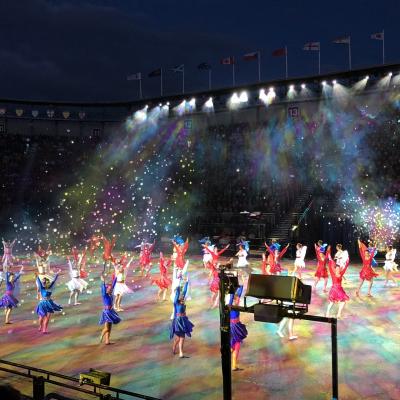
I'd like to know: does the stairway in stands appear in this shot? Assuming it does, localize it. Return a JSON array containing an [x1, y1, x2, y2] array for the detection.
[[266, 191, 313, 244]]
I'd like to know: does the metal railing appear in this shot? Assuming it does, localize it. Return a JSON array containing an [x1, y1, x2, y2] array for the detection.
[[0, 359, 161, 400]]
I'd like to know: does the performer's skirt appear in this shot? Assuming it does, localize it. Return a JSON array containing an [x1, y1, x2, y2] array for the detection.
[[0, 293, 19, 308], [230, 321, 248, 347], [329, 284, 349, 302], [36, 299, 63, 317], [99, 308, 121, 325], [169, 316, 194, 339]]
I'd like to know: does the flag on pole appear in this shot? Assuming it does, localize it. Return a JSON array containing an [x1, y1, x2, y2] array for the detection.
[[148, 68, 162, 77], [243, 51, 259, 61], [272, 48, 286, 57], [371, 32, 384, 40], [127, 72, 141, 81], [220, 56, 235, 65], [333, 36, 351, 69], [172, 64, 184, 73], [197, 62, 211, 70], [333, 36, 350, 44], [303, 42, 320, 51], [371, 31, 385, 64]]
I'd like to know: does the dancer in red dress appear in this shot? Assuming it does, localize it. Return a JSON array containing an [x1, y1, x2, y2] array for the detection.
[[86, 235, 102, 258], [102, 235, 116, 272], [326, 254, 350, 319], [139, 241, 155, 277], [203, 243, 230, 308], [173, 238, 189, 270], [151, 252, 172, 301], [314, 242, 330, 292], [356, 239, 379, 298], [265, 243, 289, 275], [260, 253, 270, 275]]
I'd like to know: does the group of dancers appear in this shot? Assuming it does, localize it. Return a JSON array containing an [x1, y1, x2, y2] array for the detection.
[[0, 235, 398, 369]]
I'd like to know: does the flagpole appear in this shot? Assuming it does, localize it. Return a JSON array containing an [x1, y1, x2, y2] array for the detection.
[[161, 68, 163, 96], [382, 30, 385, 64], [232, 61, 235, 86], [318, 46, 321, 75], [209, 69, 212, 90], [139, 78, 143, 99], [285, 46, 288, 78], [258, 51, 261, 82], [183, 66, 185, 94], [348, 39, 352, 70]]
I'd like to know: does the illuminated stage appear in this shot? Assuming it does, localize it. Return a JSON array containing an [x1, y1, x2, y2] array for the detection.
[[0, 257, 399, 399]]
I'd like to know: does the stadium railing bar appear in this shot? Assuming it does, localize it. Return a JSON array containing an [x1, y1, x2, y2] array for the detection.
[[0, 359, 161, 400]]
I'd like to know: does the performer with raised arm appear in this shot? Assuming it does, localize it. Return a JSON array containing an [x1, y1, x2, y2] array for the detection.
[[229, 276, 248, 371], [199, 237, 214, 269], [102, 234, 116, 273], [2, 238, 17, 273], [99, 273, 121, 345], [265, 242, 290, 275], [326, 253, 350, 319], [235, 241, 249, 269], [113, 255, 134, 311], [151, 252, 172, 301], [138, 241, 155, 277], [314, 242, 330, 292], [290, 243, 307, 279], [0, 267, 23, 324], [356, 239, 379, 297], [72, 247, 88, 278], [86, 234, 102, 258], [66, 255, 88, 305], [170, 279, 194, 358], [173, 236, 189, 270], [203, 243, 230, 308], [383, 245, 398, 286], [34, 245, 53, 299], [36, 269, 62, 333]]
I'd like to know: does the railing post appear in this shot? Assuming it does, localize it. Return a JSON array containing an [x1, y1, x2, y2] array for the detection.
[[33, 376, 45, 400], [331, 318, 339, 400]]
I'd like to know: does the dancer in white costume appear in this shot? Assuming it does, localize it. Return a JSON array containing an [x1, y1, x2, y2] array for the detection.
[[113, 255, 134, 311], [66, 256, 88, 305], [2, 238, 16, 273], [290, 243, 307, 279], [383, 245, 398, 286], [235, 243, 249, 268]]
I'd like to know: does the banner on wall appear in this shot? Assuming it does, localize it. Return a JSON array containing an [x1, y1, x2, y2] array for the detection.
[[32, 110, 39, 118], [288, 106, 299, 118], [47, 110, 55, 118], [16, 109, 24, 117], [62, 111, 70, 119]]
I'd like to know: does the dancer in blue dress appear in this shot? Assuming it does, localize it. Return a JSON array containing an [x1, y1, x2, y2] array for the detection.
[[35, 269, 62, 333], [0, 267, 23, 324], [170, 279, 194, 358], [229, 284, 248, 371], [99, 274, 121, 345]]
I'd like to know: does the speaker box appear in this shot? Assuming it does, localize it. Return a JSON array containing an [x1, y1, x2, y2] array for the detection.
[[254, 303, 284, 323], [79, 369, 111, 385], [246, 274, 311, 304]]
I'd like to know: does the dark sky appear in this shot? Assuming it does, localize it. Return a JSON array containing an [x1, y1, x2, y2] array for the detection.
[[1, 0, 399, 102]]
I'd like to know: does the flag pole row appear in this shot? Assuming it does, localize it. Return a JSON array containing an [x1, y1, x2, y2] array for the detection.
[[127, 31, 385, 98]]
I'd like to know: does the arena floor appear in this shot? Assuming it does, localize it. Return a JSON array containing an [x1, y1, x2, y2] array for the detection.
[[0, 255, 399, 400]]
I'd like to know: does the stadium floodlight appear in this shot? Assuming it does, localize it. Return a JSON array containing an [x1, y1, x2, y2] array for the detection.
[[322, 80, 327, 85], [158, 103, 162, 107], [289, 85, 294, 90], [365, 76, 369, 80], [239, 91, 248, 103], [388, 72, 393, 76], [332, 80, 337, 85], [301, 83, 306, 89], [189, 98, 196, 106], [205, 97, 213, 108], [230, 92, 240, 104], [269, 87, 274, 92]]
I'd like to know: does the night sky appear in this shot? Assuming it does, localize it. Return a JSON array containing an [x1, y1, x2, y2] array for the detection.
[[1, 0, 399, 102]]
